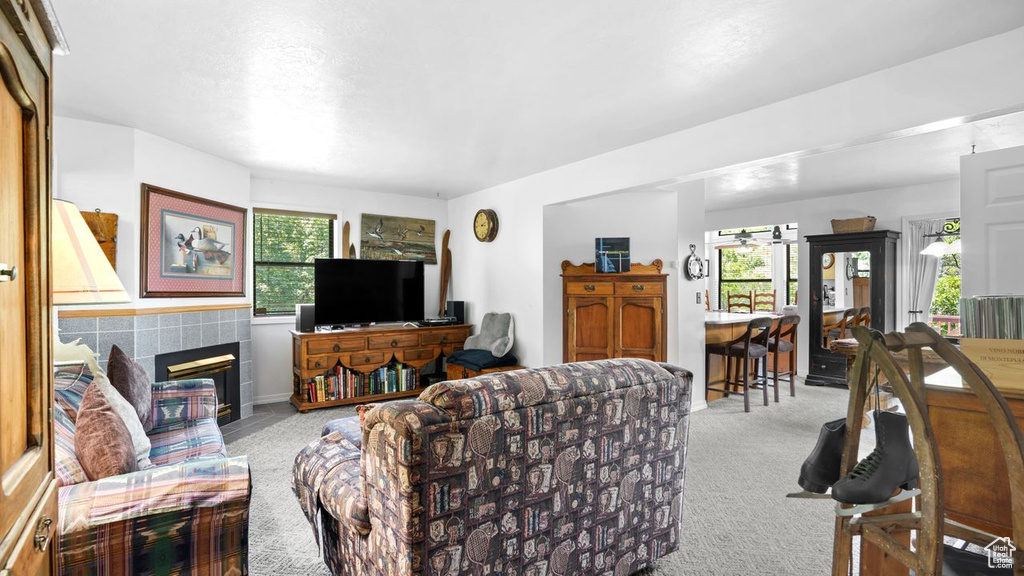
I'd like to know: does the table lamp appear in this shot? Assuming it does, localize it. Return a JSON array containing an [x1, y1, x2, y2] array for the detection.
[[52, 199, 130, 373], [52, 199, 130, 305]]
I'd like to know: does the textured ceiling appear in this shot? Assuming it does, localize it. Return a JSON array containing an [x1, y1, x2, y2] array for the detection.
[[52, 1, 1024, 198], [704, 110, 1024, 212]]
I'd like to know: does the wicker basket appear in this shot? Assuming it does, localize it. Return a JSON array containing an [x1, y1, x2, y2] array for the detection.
[[831, 216, 876, 234]]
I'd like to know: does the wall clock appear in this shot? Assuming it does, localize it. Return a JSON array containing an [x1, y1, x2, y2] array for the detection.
[[822, 253, 835, 269], [473, 209, 498, 242], [684, 244, 705, 280]]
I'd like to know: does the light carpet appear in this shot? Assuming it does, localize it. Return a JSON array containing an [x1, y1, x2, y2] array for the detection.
[[226, 382, 852, 575]]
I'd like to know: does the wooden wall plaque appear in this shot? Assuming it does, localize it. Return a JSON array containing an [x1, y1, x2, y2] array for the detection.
[[80, 209, 118, 270]]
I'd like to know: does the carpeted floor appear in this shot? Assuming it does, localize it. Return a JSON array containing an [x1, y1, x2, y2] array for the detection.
[[226, 382, 854, 575]]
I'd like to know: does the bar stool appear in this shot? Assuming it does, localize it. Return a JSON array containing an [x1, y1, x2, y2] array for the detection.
[[767, 314, 800, 400], [705, 316, 772, 412]]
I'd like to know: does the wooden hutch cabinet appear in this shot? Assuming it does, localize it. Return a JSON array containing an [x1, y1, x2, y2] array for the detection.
[[805, 230, 899, 387], [561, 260, 667, 363], [0, 2, 64, 574]]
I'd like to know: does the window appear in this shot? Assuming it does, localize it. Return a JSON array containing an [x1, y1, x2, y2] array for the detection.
[[929, 218, 961, 335], [253, 209, 334, 316], [786, 243, 798, 305], [718, 243, 773, 305]]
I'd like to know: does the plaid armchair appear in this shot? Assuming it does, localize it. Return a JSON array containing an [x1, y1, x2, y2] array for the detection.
[[54, 368, 251, 576], [293, 358, 692, 576]]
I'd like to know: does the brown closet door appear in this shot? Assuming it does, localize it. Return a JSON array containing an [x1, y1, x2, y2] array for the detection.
[[0, 17, 55, 574]]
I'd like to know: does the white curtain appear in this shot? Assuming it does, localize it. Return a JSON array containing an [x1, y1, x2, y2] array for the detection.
[[907, 219, 944, 325]]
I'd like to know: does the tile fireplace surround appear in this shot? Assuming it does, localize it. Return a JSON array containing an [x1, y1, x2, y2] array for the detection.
[[57, 305, 254, 419]]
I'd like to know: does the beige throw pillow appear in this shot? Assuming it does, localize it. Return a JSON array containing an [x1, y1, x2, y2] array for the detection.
[[75, 382, 139, 481], [94, 374, 153, 469]]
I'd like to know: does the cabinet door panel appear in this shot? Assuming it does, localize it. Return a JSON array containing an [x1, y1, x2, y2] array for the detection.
[[567, 296, 612, 361], [616, 297, 663, 361], [0, 30, 52, 564]]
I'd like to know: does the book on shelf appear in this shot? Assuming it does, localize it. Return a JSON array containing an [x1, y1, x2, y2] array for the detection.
[[305, 360, 420, 403]]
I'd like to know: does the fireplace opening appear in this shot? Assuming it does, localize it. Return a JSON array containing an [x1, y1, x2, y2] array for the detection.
[[156, 342, 240, 426]]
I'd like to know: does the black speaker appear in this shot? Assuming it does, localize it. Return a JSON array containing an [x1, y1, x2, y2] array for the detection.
[[446, 300, 465, 324], [295, 304, 316, 332]]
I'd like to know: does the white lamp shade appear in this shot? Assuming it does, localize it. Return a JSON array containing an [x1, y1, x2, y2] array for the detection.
[[920, 239, 949, 258], [52, 199, 130, 305]]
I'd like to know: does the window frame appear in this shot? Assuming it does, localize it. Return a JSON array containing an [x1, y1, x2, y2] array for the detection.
[[717, 243, 774, 306], [786, 242, 798, 306], [252, 207, 337, 317]]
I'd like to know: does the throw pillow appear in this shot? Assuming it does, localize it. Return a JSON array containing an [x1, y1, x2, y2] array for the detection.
[[75, 381, 138, 481], [94, 374, 153, 469], [106, 344, 154, 431]]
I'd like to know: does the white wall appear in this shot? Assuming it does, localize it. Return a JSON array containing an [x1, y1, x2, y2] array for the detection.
[[674, 181, 708, 409], [249, 179, 449, 404], [54, 116, 252, 308], [539, 185, 708, 408], [54, 118, 450, 405], [542, 190, 680, 365], [705, 179, 960, 373], [448, 28, 1022, 384]]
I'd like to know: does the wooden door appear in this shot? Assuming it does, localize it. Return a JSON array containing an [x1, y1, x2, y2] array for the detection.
[[0, 13, 56, 575], [853, 277, 870, 309], [567, 296, 613, 361], [615, 297, 663, 361]]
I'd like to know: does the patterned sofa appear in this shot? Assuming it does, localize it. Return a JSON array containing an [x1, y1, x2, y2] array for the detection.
[[293, 358, 692, 576], [54, 368, 251, 575]]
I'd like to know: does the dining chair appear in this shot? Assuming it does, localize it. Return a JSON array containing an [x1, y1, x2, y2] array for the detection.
[[854, 306, 871, 327], [727, 292, 753, 313], [753, 290, 776, 312], [823, 308, 857, 348]]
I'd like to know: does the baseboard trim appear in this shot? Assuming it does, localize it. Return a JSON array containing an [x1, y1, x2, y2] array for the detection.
[[690, 399, 708, 412], [254, 392, 293, 405]]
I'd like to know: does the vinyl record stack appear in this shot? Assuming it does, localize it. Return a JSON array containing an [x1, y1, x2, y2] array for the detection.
[[959, 296, 1024, 392], [960, 296, 1024, 339]]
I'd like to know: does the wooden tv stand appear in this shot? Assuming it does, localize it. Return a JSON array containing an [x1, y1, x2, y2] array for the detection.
[[290, 323, 471, 412]]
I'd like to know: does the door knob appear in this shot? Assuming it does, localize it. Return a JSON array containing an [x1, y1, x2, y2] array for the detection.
[[0, 263, 16, 282]]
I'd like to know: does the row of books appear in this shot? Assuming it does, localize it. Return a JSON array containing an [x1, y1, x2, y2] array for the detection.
[[960, 296, 1024, 339], [306, 362, 419, 403]]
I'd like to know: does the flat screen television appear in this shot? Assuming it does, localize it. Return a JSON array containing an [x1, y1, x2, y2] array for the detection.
[[314, 259, 424, 326]]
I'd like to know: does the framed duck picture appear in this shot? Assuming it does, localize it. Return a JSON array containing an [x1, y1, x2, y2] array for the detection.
[[140, 183, 247, 298]]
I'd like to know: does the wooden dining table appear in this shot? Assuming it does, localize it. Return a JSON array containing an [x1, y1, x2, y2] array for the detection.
[[705, 311, 793, 402]]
